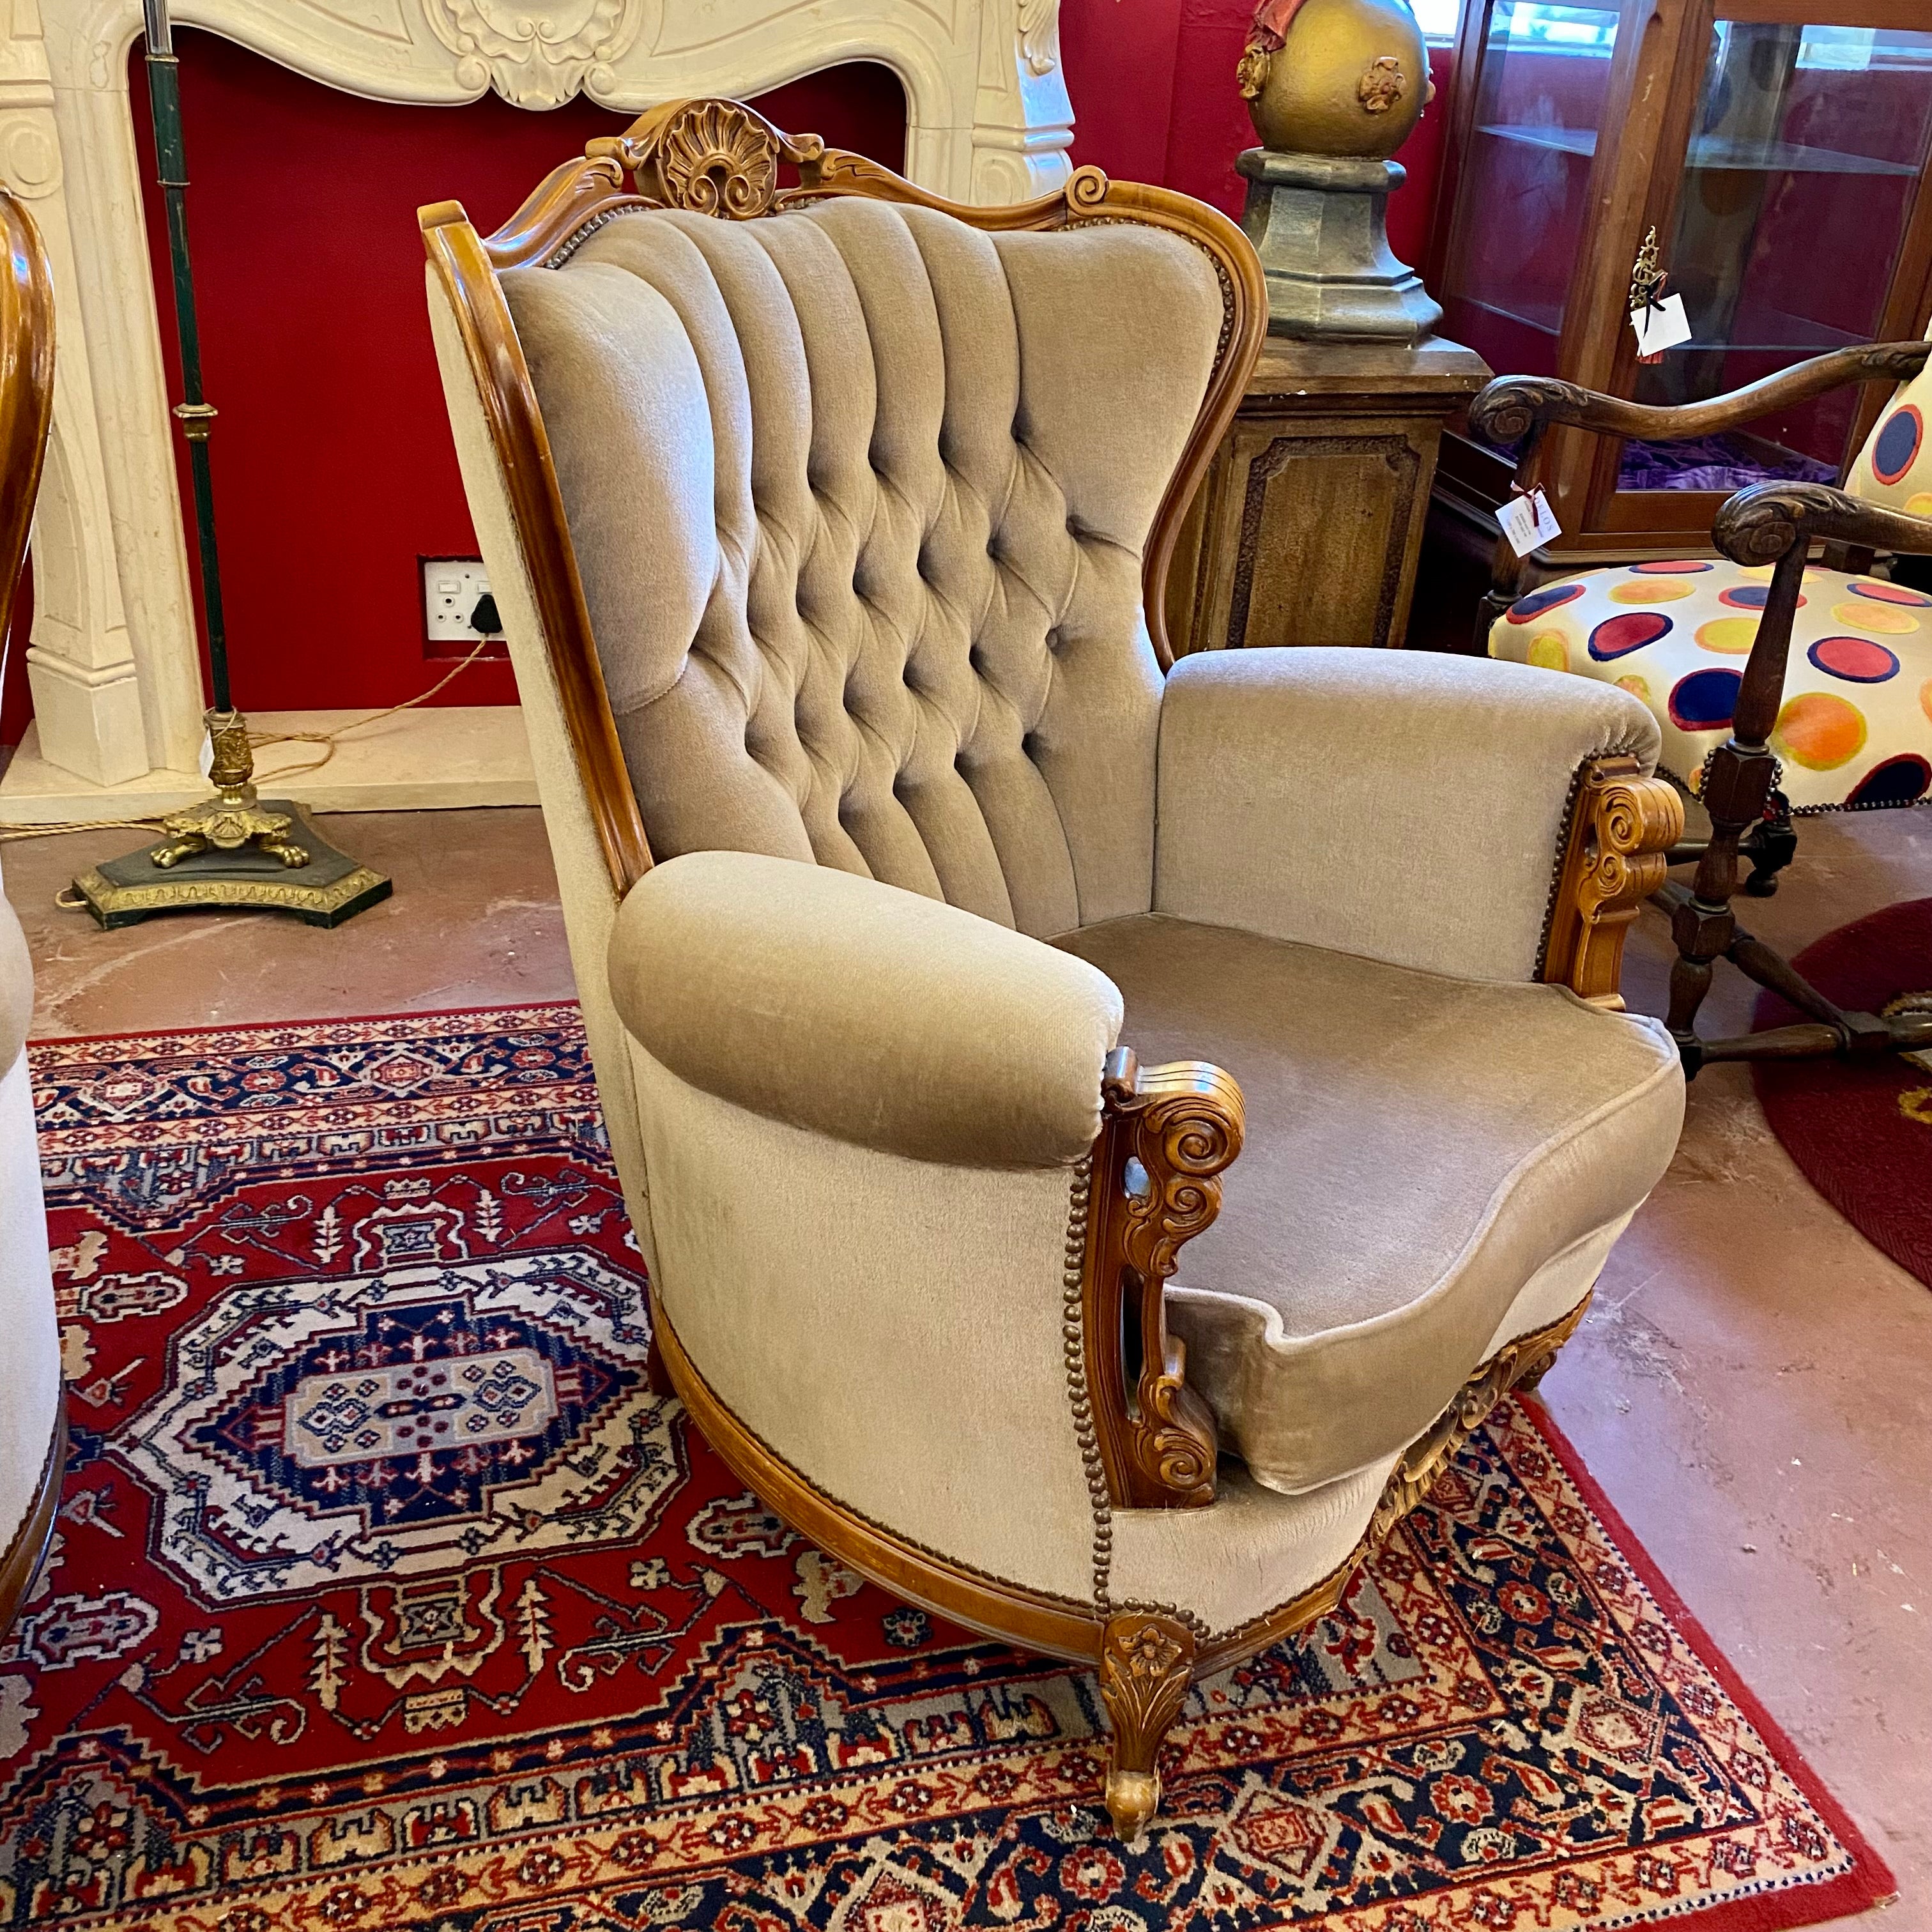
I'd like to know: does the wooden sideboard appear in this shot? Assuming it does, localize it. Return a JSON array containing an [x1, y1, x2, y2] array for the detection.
[[1168, 332, 1489, 654]]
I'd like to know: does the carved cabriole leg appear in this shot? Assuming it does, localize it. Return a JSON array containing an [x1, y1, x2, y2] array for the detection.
[[1099, 1611, 1197, 1843], [1540, 754, 1685, 1008], [1081, 1048, 1245, 1511]]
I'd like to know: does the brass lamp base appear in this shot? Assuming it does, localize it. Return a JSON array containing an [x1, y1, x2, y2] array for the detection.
[[72, 801, 392, 929]]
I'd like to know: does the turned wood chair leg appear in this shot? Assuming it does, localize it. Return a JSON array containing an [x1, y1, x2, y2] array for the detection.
[[1666, 739, 1783, 1075], [1098, 1611, 1197, 1843]]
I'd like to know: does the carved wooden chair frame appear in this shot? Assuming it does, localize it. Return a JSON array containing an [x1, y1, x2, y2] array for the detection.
[[1473, 352, 1932, 1077], [422, 100, 1681, 1836], [0, 190, 65, 1646]]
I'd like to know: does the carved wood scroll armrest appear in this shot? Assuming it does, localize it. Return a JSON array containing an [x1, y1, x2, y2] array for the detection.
[[1713, 479, 1932, 568], [1540, 755, 1685, 1009], [1469, 342, 1932, 457], [1081, 1048, 1244, 1510]]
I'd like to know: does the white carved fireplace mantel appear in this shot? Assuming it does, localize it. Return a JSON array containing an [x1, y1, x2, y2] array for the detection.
[[0, 0, 1072, 821]]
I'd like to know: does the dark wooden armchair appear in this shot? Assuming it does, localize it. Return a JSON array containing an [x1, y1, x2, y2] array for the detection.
[[1473, 346, 1932, 1076]]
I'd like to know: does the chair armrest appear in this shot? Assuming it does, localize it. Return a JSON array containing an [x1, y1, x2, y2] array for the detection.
[[1713, 478, 1932, 566], [1469, 341, 1931, 456], [606, 849, 1122, 1169], [1154, 648, 1676, 986]]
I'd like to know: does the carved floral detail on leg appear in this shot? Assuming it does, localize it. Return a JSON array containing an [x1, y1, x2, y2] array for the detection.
[[1098, 1611, 1197, 1843]]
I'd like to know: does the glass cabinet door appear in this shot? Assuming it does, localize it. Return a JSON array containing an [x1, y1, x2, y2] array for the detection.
[[1620, 20, 1932, 494], [1438, 3, 1624, 378]]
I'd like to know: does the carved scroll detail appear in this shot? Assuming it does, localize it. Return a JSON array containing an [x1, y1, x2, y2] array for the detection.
[[1098, 1611, 1196, 1842], [1082, 1049, 1244, 1510], [1368, 1294, 1590, 1547], [1541, 755, 1684, 1009], [588, 99, 827, 220]]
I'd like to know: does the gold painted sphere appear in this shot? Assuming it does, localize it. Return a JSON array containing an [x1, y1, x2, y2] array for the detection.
[[1241, 0, 1430, 160]]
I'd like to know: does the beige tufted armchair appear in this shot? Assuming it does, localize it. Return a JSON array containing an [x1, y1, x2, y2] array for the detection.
[[424, 101, 1689, 1839]]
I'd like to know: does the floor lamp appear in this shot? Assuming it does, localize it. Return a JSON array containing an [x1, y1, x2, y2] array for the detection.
[[70, 0, 390, 928]]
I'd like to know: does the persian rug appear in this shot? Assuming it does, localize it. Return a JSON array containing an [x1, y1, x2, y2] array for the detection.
[[1754, 896, 1932, 1290], [4, 1004, 1894, 1931]]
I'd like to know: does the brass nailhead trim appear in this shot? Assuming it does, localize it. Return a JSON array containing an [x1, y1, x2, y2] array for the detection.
[[1060, 1154, 1114, 1609]]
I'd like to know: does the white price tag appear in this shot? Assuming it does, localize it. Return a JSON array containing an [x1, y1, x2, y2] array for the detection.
[[197, 731, 214, 779], [1630, 293, 1692, 359], [1498, 487, 1562, 560]]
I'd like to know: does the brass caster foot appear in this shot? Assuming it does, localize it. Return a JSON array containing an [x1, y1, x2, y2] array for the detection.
[[1105, 1767, 1160, 1845]]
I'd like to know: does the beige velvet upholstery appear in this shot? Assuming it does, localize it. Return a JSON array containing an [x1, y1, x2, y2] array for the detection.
[[1156, 648, 1660, 981], [431, 181, 1685, 1650], [610, 849, 1121, 1167], [503, 200, 1222, 936], [0, 860, 59, 1559], [1056, 915, 1681, 1492]]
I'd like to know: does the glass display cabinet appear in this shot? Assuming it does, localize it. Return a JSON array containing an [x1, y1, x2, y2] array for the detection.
[[1427, 0, 1932, 564]]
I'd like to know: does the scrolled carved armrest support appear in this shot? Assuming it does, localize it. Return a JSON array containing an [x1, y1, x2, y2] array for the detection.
[[1081, 1048, 1245, 1510], [1713, 480, 1932, 569], [1540, 755, 1685, 1009]]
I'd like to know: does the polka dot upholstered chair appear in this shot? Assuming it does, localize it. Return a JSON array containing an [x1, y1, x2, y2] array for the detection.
[[1472, 346, 1932, 1077]]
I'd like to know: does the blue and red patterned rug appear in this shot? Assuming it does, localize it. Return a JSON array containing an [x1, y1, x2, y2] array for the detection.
[[3, 1004, 1896, 1931]]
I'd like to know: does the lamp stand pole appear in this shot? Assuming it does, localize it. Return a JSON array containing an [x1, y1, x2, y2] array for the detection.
[[70, 0, 390, 928]]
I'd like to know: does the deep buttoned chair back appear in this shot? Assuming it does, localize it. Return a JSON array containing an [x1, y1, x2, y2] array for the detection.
[[496, 198, 1227, 937]]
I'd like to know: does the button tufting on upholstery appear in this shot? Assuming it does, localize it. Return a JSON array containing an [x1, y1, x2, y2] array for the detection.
[[1045, 629, 1063, 656]]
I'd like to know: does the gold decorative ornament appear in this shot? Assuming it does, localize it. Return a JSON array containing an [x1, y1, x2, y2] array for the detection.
[[1238, 0, 1430, 159], [148, 709, 310, 869], [1358, 54, 1405, 112]]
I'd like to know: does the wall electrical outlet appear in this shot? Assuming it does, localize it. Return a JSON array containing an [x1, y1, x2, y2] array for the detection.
[[422, 556, 506, 654]]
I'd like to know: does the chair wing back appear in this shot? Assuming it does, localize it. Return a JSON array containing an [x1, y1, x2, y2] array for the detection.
[[503, 196, 1226, 936]]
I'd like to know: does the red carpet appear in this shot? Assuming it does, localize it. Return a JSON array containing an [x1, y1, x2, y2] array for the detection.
[[4, 1004, 1895, 1930], [1754, 896, 1932, 1289]]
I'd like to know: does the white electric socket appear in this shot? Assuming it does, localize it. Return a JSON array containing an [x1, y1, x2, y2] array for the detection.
[[422, 557, 502, 641]]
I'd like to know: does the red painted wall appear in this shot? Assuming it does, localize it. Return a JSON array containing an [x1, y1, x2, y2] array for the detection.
[[3, 15, 1454, 746], [125, 34, 905, 719]]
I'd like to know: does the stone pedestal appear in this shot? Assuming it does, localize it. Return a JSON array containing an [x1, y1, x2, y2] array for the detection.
[[1238, 148, 1441, 342]]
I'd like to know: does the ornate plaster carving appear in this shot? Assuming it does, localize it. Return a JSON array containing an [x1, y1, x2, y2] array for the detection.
[[1018, 0, 1057, 74], [421, 0, 651, 109]]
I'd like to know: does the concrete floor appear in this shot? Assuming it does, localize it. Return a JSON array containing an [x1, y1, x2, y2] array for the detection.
[[5, 802, 1929, 1922]]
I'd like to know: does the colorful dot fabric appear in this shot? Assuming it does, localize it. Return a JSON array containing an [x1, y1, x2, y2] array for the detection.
[[1846, 355, 1932, 510], [1489, 557, 1931, 811]]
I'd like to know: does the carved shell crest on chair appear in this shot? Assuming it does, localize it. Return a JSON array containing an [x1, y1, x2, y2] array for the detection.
[[598, 99, 829, 220]]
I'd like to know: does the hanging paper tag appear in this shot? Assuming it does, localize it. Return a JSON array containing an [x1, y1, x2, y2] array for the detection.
[[197, 732, 214, 779], [1498, 486, 1562, 560], [1630, 293, 1692, 360]]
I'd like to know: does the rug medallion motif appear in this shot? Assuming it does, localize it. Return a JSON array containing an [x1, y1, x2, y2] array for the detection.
[[2, 1006, 1892, 1930]]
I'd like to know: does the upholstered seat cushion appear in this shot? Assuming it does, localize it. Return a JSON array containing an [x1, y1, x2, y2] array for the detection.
[[1488, 558, 1932, 812], [1054, 915, 1683, 1496]]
